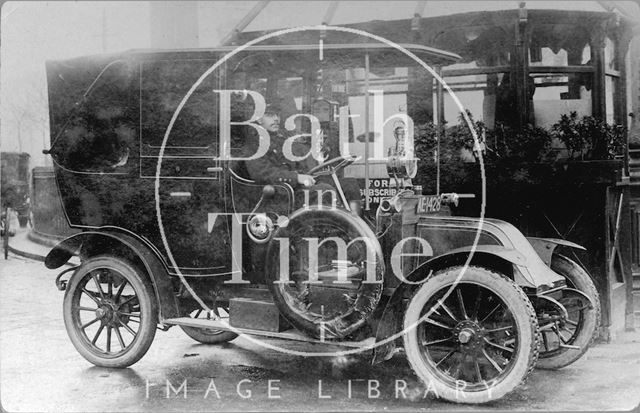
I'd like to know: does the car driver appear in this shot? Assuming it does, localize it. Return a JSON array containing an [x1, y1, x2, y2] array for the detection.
[[245, 101, 361, 213], [244, 102, 317, 189]]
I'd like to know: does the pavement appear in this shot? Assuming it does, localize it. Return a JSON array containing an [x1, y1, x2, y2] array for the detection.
[[7, 226, 57, 262], [6, 226, 80, 266], [2, 228, 640, 411]]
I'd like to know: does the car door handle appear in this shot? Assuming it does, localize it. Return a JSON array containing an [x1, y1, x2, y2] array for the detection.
[[169, 192, 191, 198], [206, 167, 222, 173]]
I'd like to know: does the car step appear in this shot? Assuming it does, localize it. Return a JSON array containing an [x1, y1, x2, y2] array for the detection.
[[163, 317, 376, 348]]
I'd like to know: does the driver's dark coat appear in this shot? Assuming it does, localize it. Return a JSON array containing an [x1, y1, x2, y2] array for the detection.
[[244, 130, 316, 187]]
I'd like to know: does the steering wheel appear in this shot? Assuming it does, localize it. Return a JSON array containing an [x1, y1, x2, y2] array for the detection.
[[308, 155, 360, 177]]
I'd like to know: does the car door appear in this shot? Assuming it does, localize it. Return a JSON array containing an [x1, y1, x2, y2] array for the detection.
[[139, 55, 233, 275]]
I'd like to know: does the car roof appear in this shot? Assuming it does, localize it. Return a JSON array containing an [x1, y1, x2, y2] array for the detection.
[[123, 42, 461, 66]]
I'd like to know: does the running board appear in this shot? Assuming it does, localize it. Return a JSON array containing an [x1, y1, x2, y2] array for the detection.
[[163, 317, 375, 348]]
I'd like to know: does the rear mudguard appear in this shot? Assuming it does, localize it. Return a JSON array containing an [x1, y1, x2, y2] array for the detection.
[[371, 245, 564, 364], [45, 230, 180, 321], [526, 237, 586, 266]]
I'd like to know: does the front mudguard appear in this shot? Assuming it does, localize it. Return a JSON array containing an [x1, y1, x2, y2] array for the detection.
[[526, 237, 586, 267], [371, 244, 565, 364]]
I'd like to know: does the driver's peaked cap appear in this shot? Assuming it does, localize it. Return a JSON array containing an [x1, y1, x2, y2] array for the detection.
[[263, 101, 282, 116]]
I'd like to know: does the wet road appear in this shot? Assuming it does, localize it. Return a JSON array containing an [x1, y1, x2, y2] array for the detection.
[[1, 254, 640, 411]]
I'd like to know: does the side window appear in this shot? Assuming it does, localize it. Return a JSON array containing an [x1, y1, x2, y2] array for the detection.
[[140, 59, 219, 157], [55, 60, 138, 174], [224, 51, 306, 160], [325, 51, 412, 179]]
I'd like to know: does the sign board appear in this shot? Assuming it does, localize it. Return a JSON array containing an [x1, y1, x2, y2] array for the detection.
[[358, 178, 399, 207]]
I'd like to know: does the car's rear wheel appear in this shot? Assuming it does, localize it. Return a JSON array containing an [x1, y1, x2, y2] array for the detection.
[[403, 266, 539, 404], [180, 305, 238, 344], [63, 255, 157, 368], [536, 254, 600, 369]]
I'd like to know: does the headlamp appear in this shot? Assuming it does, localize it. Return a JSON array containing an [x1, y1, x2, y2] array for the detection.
[[246, 214, 274, 243]]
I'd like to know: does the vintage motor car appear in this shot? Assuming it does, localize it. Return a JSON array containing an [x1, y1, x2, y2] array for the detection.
[[43, 40, 600, 404]]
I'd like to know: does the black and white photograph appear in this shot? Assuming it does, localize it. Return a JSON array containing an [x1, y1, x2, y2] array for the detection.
[[1, 1, 640, 411]]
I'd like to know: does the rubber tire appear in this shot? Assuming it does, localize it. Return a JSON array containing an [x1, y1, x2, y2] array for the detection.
[[265, 208, 383, 339], [536, 254, 601, 370], [63, 256, 158, 368], [403, 266, 540, 404], [180, 326, 238, 344]]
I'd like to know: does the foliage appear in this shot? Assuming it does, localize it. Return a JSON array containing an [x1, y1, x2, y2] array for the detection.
[[413, 111, 554, 166], [551, 112, 626, 160], [413, 116, 468, 192], [485, 123, 553, 163], [412, 111, 625, 192], [414, 111, 625, 167]]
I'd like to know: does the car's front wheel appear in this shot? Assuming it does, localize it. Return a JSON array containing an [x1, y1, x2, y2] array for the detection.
[[63, 255, 157, 368], [536, 254, 601, 369], [403, 266, 539, 404]]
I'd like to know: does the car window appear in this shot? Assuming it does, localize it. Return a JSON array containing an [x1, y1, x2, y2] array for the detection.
[[52, 60, 137, 174], [140, 59, 220, 157]]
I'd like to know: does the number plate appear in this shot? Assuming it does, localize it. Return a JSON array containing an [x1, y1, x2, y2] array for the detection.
[[415, 195, 442, 214]]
